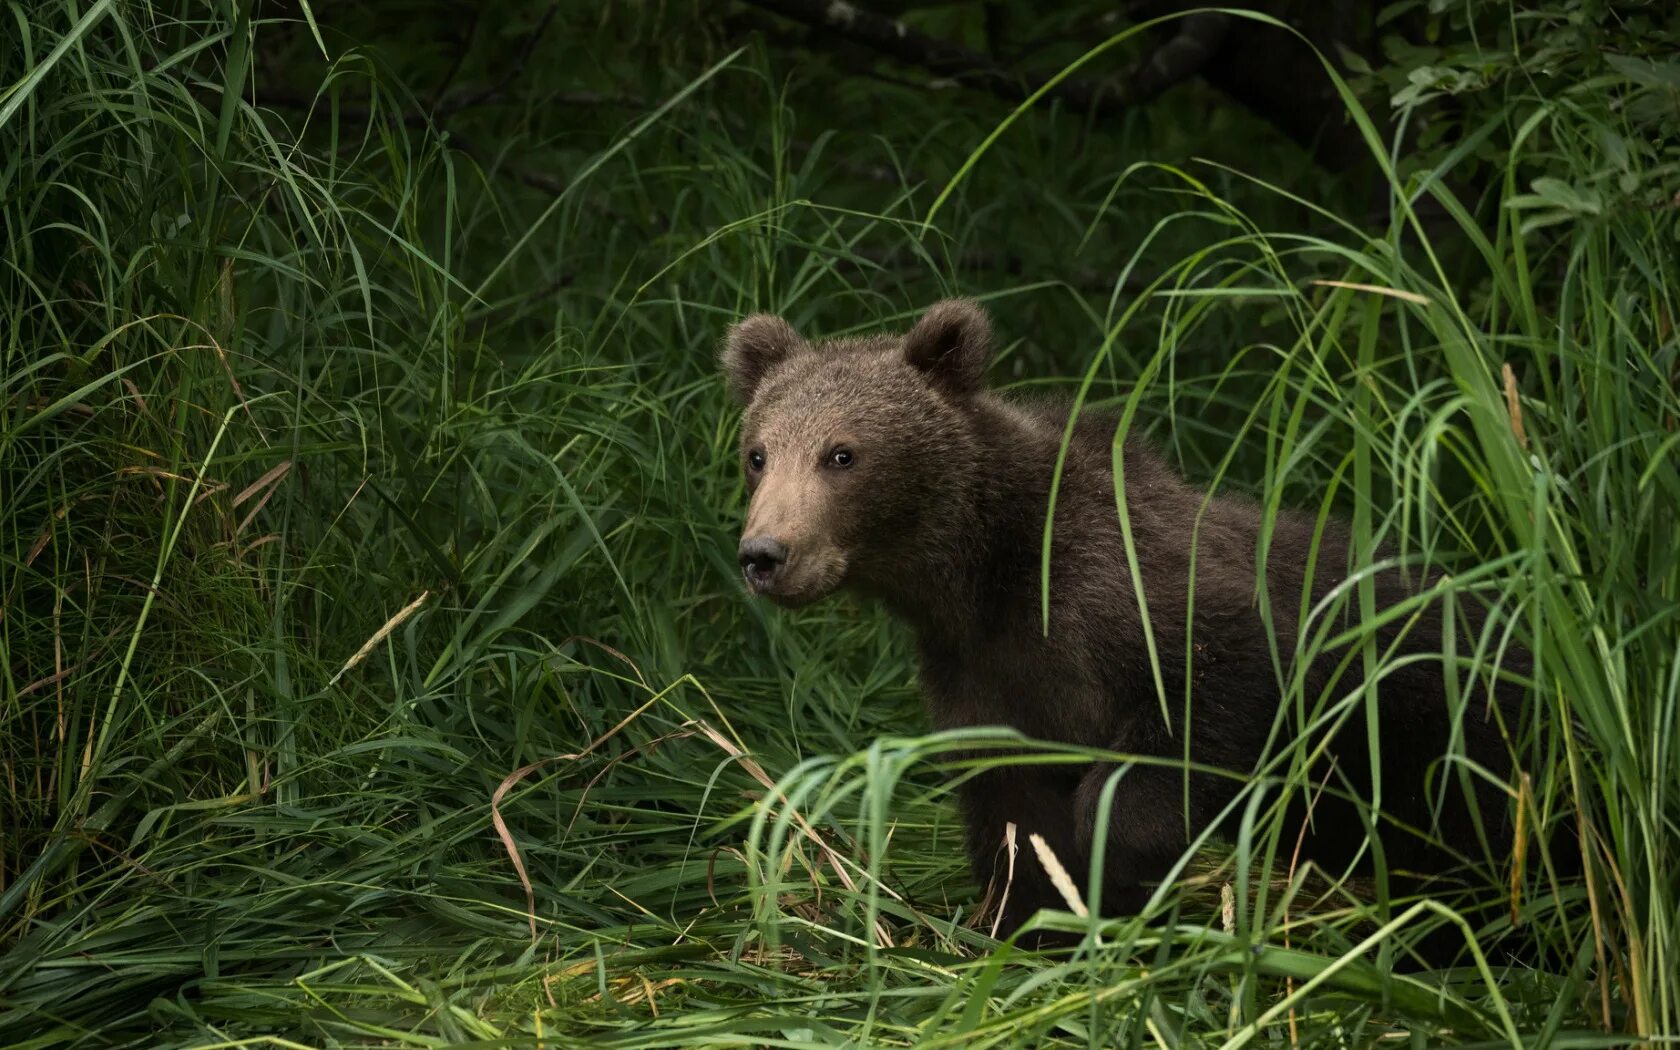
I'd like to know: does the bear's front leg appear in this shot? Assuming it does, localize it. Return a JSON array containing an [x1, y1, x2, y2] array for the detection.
[[956, 765, 1087, 944], [1071, 757, 1239, 916]]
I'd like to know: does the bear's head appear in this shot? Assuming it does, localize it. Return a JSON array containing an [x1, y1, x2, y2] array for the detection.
[[720, 299, 993, 607]]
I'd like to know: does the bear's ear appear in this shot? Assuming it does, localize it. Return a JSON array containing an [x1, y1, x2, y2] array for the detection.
[[720, 314, 806, 404], [902, 298, 992, 396]]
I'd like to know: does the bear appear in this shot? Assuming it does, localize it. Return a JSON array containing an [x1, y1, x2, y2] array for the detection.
[[720, 298, 1539, 955]]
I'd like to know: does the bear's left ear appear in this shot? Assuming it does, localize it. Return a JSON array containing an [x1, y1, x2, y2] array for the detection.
[[902, 298, 992, 396], [720, 313, 807, 405]]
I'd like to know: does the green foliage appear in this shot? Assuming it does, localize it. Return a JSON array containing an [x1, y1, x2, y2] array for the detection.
[[1369, 0, 1680, 231], [1, 1, 1675, 1045]]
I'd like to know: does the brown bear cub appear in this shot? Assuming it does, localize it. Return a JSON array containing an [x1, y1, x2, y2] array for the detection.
[[721, 298, 1524, 946]]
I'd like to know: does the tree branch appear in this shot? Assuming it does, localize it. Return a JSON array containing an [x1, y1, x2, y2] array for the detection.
[[737, 0, 1213, 117], [739, 0, 1121, 113], [436, 1, 563, 115], [1127, 12, 1229, 101]]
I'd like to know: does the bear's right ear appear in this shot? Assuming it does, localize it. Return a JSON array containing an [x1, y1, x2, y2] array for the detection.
[[720, 314, 806, 405], [902, 298, 992, 396]]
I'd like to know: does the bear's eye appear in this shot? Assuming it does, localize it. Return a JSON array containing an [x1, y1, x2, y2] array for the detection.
[[827, 447, 855, 469], [747, 449, 766, 472]]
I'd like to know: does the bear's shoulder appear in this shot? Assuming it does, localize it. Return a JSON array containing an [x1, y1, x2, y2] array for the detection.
[[991, 393, 1163, 466]]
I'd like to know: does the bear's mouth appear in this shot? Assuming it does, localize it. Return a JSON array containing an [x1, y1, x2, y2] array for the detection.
[[757, 586, 826, 609]]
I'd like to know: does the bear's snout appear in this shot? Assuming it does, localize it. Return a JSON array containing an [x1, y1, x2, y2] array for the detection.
[[738, 536, 789, 591]]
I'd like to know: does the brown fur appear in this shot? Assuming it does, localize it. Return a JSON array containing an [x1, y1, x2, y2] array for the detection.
[[722, 299, 1529, 949]]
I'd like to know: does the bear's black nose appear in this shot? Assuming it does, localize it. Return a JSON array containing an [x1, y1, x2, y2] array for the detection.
[[738, 536, 788, 589]]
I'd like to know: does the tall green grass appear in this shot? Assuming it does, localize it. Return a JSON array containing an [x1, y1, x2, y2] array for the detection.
[[2, 2, 1674, 1046]]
